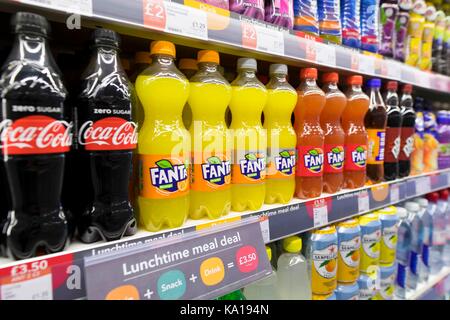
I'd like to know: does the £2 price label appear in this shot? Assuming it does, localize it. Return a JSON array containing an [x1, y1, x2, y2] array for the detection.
[[241, 22, 284, 55], [242, 22, 257, 49], [143, 0, 166, 30]]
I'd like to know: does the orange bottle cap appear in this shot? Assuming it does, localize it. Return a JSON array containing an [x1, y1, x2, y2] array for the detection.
[[134, 51, 152, 64], [179, 58, 198, 71], [300, 68, 317, 80], [322, 72, 339, 83], [197, 50, 220, 64], [347, 75, 363, 85], [150, 40, 176, 57]]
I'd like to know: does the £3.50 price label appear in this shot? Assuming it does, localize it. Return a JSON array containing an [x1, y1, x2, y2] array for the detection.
[[242, 22, 284, 55], [143, 0, 208, 40]]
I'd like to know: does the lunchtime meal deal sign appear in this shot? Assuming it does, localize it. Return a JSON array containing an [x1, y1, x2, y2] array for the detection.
[[84, 219, 271, 300]]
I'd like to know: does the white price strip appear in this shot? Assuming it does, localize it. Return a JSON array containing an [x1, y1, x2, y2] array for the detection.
[[315, 42, 336, 66], [386, 60, 402, 79], [416, 72, 431, 88], [358, 190, 370, 213], [165, 2, 208, 40], [358, 55, 375, 74], [313, 201, 328, 228], [390, 183, 400, 203], [20, 0, 93, 16], [254, 25, 284, 55], [259, 216, 270, 243], [416, 176, 431, 195], [1, 272, 52, 300]]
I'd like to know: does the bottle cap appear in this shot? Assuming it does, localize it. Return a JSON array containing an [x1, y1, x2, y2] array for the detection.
[[12, 12, 50, 37], [237, 58, 257, 71], [386, 81, 398, 91], [322, 72, 339, 83], [300, 68, 317, 80], [178, 58, 198, 71], [269, 64, 288, 75], [440, 189, 449, 200], [150, 40, 176, 57], [93, 28, 120, 48], [134, 51, 152, 65], [121, 58, 131, 71], [414, 197, 428, 208], [347, 75, 363, 85], [265, 246, 272, 261], [197, 50, 220, 64], [402, 84, 413, 94], [426, 192, 439, 203], [367, 78, 381, 88], [397, 207, 408, 219], [282, 236, 302, 253], [405, 201, 420, 212]]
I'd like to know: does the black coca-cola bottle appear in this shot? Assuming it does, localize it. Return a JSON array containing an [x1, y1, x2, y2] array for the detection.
[[383, 81, 402, 181], [0, 12, 71, 259], [76, 29, 137, 243], [398, 84, 416, 177]]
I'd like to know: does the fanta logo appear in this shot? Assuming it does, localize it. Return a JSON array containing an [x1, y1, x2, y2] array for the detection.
[[201, 156, 231, 185], [150, 159, 187, 192], [327, 146, 344, 169], [274, 150, 296, 174], [352, 146, 367, 167], [239, 153, 266, 180], [304, 148, 324, 173]]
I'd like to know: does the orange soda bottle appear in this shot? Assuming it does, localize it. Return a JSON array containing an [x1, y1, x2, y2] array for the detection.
[[320, 72, 346, 194], [342, 75, 369, 189], [295, 68, 325, 199]]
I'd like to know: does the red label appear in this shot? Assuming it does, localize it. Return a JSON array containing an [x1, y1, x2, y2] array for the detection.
[[236, 245, 259, 273], [342, 29, 360, 39], [78, 117, 137, 151], [296, 146, 324, 177], [384, 127, 401, 162], [242, 22, 257, 49], [344, 144, 367, 171], [0, 116, 72, 155], [399, 127, 415, 161], [324, 144, 344, 173], [142, 0, 166, 30]]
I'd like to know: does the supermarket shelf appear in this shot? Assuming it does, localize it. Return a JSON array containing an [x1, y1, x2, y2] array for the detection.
[[2, 0, 450, 93], [407, 267, 450, 300], [1, 169, 450, 299]]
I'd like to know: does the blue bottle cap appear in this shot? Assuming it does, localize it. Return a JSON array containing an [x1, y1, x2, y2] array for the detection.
[[367, 78, 381, 88]]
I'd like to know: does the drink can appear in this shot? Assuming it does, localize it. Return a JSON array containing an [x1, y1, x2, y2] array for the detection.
[[377, 206, 399, 265], [358, 213, 382, 273], [336, 218, 361, 283], [335, 282, 360, 300]]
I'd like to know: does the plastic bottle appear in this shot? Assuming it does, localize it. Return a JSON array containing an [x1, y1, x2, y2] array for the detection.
[[410, 97, 425, 175], [443, 16, 450, 75], [429, 191, 446, 274], [394, 206, 412, 299], [188, 50, 232, 220], [340, 0, 361, 48], [293, 0, 320, 35], [317, 0, 342, 43], [230, 58, 267, 212], [379, 0, 399, 57], [432, 10, 446, 73], [243, 246, 280, 300], [277, 236, 312, 299], [423, 100, 439, 172], [365, 78, 388, 184], [130, 51, 152, 83], [418, 3, 437, 70], [398, 84, 416, 177], [320, 72, 346, 193], [76, 29, 137, 243], [444, 188, 450, 266], [361, 0, 380, 52], [405, 0, 427, 66], [0, 12, 71, 259], [179, 58, 198, 130], [404, 201, 424, 290], [294, 68, 325, 199], [135, 41, 190, 231], [383, 81, 401, 181], [121, 58, 131, 77], [394, 0, 414, 61], [264, 64, 297, 204], [230, 0, 265, 20], [217, 289, 246, 300], [342, 75, 369, 189], [265, 0, 294, 29], [414, 197, 433, 282], [437, 110, 450, 169]]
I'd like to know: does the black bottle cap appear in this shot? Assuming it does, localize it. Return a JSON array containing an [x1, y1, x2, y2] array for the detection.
[[92, 28, 120, 49], [12, 12, 50, 37]]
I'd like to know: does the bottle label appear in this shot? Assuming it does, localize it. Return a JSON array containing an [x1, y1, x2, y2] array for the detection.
[[422, 244, 429, 267], [139, 154, 189, 199], [410, 251, 419, 275], [396, 263, 407, 289], [324, 144, 344, 173], [296, 146, 324, 177], [266, 148, 296, 179], [344, 144, 367, 171], [399, 127, 415, 160], [384, 127, 401, 162], [362, 230, 381, 259], [191, 152, 231, 192], [338, 236, 360, 273], [367, 129, 386, 164], [78, 117, 137, 151], [232, 150, 266, 184], [312, 243, 338, 292]]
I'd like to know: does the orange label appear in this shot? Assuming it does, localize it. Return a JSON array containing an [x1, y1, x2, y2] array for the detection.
[[266, 148, 296, 179], [232, 150, 266, 184], [139, 154, 189, 199], [191, 152, 231, 192], [367, 129, 386, 164]]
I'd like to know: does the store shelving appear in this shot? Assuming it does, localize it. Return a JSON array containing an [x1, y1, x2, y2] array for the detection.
[[1, 0, 450, 93], [407, 267, 450, 300]]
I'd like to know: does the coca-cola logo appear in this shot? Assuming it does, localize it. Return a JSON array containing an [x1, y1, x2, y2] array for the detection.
[[78, 117, 137, 151], [0, 115, 72, 155]]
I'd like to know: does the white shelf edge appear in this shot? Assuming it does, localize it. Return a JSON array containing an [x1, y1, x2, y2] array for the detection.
[[407, 267, 450, 300]]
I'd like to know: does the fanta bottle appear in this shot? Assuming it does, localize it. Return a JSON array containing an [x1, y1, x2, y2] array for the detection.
[[179, 58, 198, 129], [264, 64, 297, 204], [135, 41, 190, 231], [230, 58, 268, 212], [342, 75, 369, 189], [295, 68, 325, 199], [189, 50, 232, 220], [320, 72, 346, 194]]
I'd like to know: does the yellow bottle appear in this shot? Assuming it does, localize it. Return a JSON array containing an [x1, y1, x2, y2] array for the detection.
[[189, 50, 232, 219], [135, 41, 190, 231], [406, 2, 427, 66], [179, 58, 198, 129], [230, 58, 268, 212], [264, 64, 297, 204]]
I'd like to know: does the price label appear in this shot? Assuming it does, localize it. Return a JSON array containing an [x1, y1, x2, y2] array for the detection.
[[315, 42, 336, 66], [242, 22, 284, 55], [350, 53, 359, 71], [236, 246, 259, 273], [386, 60, 402, 79], [259, 216, 270, 243], [390, 183, 400, 203], [358, 190, 370, 213], [20, 0, 93, 16], [305, 40, 316, 61], [358, 55, 375, 74], [416, 176, 431, 195], [312, 200, 328, 228], [1, 269, 52, 300], [416, 71, 431, 88]]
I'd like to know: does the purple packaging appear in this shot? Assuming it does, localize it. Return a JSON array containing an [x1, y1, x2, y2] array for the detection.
[[437, 111, 450, 169], [230, 0, 265, 20], [197, 0, 230, 10], [394, 0, 413, 61], [379, 1, 399, 57], [265, 0, 294, 29]]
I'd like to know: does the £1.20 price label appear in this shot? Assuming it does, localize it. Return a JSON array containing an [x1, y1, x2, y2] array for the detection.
[[242, 22, 284, 56]]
